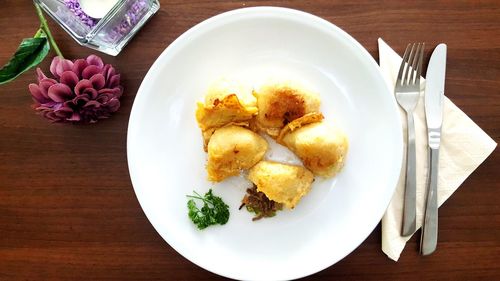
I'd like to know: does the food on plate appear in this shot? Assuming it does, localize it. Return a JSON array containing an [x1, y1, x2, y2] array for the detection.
[[207, 125, 268, 182], [200, 121, 251, 152], [279, 121, 349, 177], [205, 78, 257, 110], [276, 112, 324, 141], [193, 77, 349, 221], [239, 185, 283, 221], [247, 161, 314, 209], [195, 79, 257, 132], [187, 189, 230, 230], [253, 80, 321, 137]]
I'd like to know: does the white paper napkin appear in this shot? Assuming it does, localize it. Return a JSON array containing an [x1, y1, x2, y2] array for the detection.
[[378, 38, 497, 261]]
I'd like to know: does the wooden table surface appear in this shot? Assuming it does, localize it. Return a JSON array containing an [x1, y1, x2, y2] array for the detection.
[[1, 0, 499, 280]]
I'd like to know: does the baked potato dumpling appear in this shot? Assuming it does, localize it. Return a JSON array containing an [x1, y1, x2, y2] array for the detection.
[[248, 161, 314, 209], [196, 79, 258, 132], [280, 122, 348, 177], [253, 81, 321, 137], [207, 126, 268, 182]]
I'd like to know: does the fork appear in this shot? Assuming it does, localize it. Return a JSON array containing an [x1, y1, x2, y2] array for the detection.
[[395, 43, 425, 237]]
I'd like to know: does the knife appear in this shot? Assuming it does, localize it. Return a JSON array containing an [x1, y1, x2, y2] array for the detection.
[[420, 43, 447, 255]]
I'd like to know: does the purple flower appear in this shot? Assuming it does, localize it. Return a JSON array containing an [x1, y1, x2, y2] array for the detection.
[[29, 55, 123, 123]]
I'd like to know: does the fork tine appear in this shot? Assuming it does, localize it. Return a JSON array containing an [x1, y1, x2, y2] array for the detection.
[[415, 43, 425, 84], [403, 43, 417, 85], [409, 43, 421, 84], [396, 44, 412, 86]]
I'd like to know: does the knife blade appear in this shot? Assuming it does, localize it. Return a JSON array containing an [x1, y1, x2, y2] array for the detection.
[[420, 43, 447, 255]]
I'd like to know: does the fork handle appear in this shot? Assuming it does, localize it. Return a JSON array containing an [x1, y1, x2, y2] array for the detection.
[[402, 112, 417, 236]]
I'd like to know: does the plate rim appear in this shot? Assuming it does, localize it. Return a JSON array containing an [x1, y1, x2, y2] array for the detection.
[[127, 6, 403, 281]]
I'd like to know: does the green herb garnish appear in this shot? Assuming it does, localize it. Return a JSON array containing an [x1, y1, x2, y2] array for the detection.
[[187, 189, 230, 230]]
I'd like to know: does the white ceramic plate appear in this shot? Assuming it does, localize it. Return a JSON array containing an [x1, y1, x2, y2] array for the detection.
[[127, 7, 403, 281]]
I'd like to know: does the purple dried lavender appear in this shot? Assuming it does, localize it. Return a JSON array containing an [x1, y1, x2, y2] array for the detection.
[[108, 0, 147, 42], [64, 0, 98, 28]]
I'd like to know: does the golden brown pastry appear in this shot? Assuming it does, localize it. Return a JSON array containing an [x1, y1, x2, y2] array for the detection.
[[280, 121, 349, 177], [196, 79, 257, 132], [207, 125, 268, 182], [200, 121, 250, 152], [253, 81, 321, 137], [204, 78, 256, 110], [248, 161, 314, 209], [276, 112, 324, 141]]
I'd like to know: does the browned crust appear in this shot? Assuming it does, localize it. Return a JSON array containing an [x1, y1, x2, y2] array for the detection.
[[276, 112, 324, 144], [264, 87, 306, 126], [195, 94, 257, 131]]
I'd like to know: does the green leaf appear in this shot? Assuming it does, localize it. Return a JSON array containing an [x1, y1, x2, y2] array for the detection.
[[186, 189, 230, 230], [0, 36, 50, 85]]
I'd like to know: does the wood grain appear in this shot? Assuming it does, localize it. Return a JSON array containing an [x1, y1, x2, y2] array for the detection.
[[0, 0, 499, 280]]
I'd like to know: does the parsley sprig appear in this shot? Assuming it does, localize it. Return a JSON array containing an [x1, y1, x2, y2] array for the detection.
[[187, 189, 230, 230]]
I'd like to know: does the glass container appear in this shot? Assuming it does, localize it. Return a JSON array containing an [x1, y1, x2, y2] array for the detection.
[[34, 0, 160, 56]]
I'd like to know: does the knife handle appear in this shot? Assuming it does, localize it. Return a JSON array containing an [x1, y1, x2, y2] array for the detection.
[[421, 147, 439, 255], [402, 112, 417, 236]]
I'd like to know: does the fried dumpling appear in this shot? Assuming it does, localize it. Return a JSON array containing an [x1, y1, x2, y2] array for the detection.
[[248, 161, 314, 209], [201, 121, 250, 152], [205, 78, 256, 110], [207, 126, 268, 182], [280, 121, 348, 177], [276, 112, 324, 141], [253, 81, 321, 137], [196, 79, 258, 132]]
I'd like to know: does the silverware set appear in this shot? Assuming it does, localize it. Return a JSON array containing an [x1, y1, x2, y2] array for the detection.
[[395, 42, 447, 255]]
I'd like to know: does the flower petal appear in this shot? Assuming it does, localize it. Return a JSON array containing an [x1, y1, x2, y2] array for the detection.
[[36, 68, 47, 82], [73, 95, 90, 107], [60, 71, 80, 89], [39, 78, 58, 99], [106, 98, 120, 112], [67, 112, 81, 122], [107, 74, 121, 88], [97, 87, 121, 96], [38, 101, 59, 110], [83, 100, 101, 108], [72, 59, 88, 79], [86, 55, 104, 69], [44, 111, 61, 122], [39, 78, 58, 85], [74, 79, 93, 96], [102, 64, 115, 81], [82, 87, 98, 99], [96, 93, 110, 103], [82, 65, 101, 80], [90, 73, 105, 90], [52, 102, 63, 111], [48, 83, 73, 102], [29, 83, 50, 104], [56, 58, 74, 77], [54, 106, 73, 118], [50, 56, 62, 78]]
